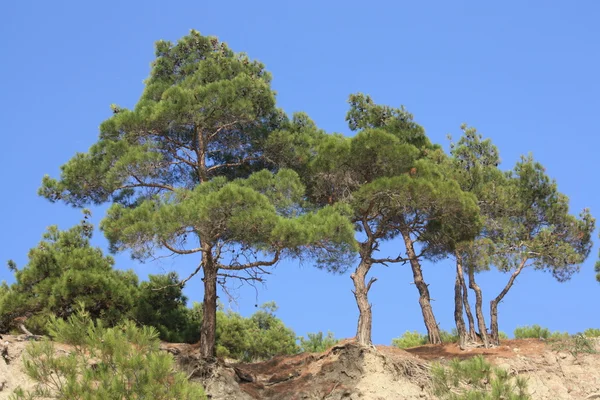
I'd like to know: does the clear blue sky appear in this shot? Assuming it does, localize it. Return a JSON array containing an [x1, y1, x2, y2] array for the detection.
[[1, 1, 599, 345]]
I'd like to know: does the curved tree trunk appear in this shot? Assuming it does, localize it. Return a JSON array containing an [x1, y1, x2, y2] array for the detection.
[[199, 249, 218, 359], [352, 258, 375, 346], [489, 259, 527, 345], [467, 265, 489, 348], [402, 232, 441, 344]]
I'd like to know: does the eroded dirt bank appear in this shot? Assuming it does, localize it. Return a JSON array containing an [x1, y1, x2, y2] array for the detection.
[[3, 336, 600, 399]]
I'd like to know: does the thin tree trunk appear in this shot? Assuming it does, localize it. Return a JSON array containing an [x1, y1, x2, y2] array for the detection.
[[467, 265, 489, 348], [352, 257, 375, 346], [402, 231, 441, 344], [454, 255, 468, 349], [489, 259, 527, 345], [459, 268, 477, 342], [199, 248, 218, 359]]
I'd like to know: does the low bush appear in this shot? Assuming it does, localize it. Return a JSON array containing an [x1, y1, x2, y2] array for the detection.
[[392, 329, 460, 349], [431, 355, 529, 399], [392, 331, 428, 348], [584, 328, 600, 338], [513, 325, 568, 340], [10, 304, 206, 399], [299, 331, 339, 353]]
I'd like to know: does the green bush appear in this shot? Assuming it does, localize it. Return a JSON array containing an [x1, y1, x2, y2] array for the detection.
[[498, 331, 509, 340], [431, 355, 529, 399], [392, 329, 459, 348], [513, 325, 567, 340], [10, 304, 206, 400], [214, 302, 298, 362], [1, 216, 139, 334], [392, 331, 428, 348], [550, 334, 597, 357], [440, 329, 460, 343], [584, 328, 600, 338], [299, 331, 339, 353], [134, 272, 201, 343]]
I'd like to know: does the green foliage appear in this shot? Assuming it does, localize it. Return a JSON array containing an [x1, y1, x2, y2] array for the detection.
[[298, 331, 339, 353], [513, 325, 568, 340], [431, 356, 529, 399], [216, 302, 298, 362], [392, 331, 428, 348], [0, 214, 138, 334], [392, 329, 459, 349], [440, 329, 460, 344], [498, 332, 509, 340], [549, 334, 597, 357], [584, 328, 600, 337], [10, 305, 205, 400], [38, 30, 357, 358], [134, 272, 201, 343]]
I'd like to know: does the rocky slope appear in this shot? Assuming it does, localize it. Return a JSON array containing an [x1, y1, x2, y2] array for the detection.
[[3, 335, 600, 399]]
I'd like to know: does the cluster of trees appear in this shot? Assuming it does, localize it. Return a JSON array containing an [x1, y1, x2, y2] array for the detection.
[[2, 30, 595, 360]]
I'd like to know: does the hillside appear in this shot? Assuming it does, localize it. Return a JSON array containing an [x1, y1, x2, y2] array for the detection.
[[3, 335, 600, 399]]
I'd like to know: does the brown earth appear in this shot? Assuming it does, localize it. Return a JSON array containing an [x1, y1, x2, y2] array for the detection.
[[3, 335, 600, 399]]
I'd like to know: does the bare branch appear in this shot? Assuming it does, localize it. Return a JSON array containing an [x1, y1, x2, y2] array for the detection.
[[370, 255, 409, 265], [205, 156, 261, 174], [161, 240, 203, 255], [207, 120, 240, 141], [366, 277, 377, 292], [220, 250, 281, 271]]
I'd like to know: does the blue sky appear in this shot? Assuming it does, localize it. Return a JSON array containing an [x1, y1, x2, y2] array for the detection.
[[1, 1, 599, 345]]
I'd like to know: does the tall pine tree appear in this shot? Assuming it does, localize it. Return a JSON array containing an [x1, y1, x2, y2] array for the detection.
[[39, 31, 355, 358]]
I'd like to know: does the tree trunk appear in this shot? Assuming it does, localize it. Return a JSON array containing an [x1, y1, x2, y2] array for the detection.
[[467, 265, 489, 348], [459, 267, 477, 342], [402, 232, 441, 344], [454, 253, 476, 347], [199, 250, 218, 359], [489, 259, 527, 345], [454, 255, 468, 349], [352, 258, 375, 346]]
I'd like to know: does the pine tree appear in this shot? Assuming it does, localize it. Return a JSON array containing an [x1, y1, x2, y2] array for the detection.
[[39, 31, 355, 358], [307, 94, 480, 344], [1, 212, 138, 334], [449, 127, 595, 346], [486, 155, 594, 344]]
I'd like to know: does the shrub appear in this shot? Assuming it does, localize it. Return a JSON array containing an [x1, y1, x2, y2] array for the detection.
[[431, 355, 529, 399], [214, 302, 298, 362], [299, 331, 339, 353], [392, 331, 428, 348], [514, 324, 550, 339], [1, 216, 139, 334], [550, 333, 597, 357], [498, 331, 509, 340], [584, 328, 600, 338], [392, 329, 459, 348], [10, 304, 206, 399], [513, 325, 569, 341], [134, 272, 201, 343], [440, 329, 459, 344]]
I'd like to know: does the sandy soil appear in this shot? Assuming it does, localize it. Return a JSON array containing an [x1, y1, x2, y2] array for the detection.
[[4, 335, 600, 399]]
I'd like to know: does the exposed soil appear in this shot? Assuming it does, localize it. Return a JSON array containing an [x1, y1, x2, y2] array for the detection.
[[3, 335, 600, 399]]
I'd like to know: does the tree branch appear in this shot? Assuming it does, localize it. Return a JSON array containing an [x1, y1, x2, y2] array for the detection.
[[207, 120, 240, 141], [220, 250, 281, 271], [161, 240, 203, 255], [205, 156, 261, 174]]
